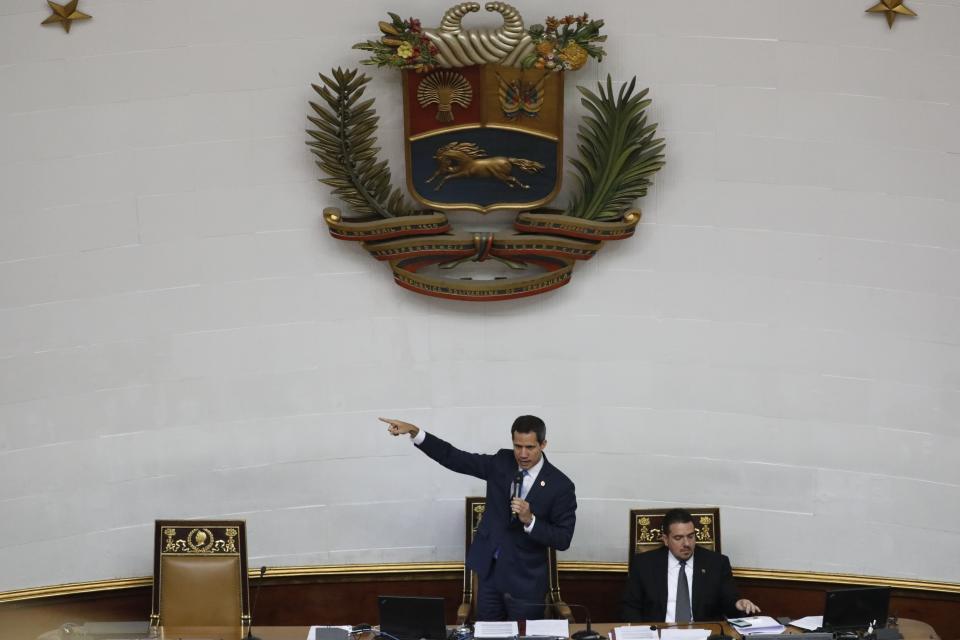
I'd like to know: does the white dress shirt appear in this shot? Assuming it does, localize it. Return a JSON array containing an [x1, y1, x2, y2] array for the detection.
[[411, 430, 541, 533], [665, 552, 694, 623], [516, 455, 544, 533]]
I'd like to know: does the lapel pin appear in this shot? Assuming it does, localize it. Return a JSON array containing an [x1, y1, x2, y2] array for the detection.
[[540, 480, 546, 487]]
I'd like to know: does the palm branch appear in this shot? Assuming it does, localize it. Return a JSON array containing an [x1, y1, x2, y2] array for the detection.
[[567, 75, 665, 221]]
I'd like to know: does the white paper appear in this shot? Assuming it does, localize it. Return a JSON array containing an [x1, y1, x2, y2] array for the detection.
[[614, 626, 658, 640], [788, 616, 823, 632], [306, 625, 353, 640], [728, 617, 786, 636], [526, 619, 570, 638], [475, 621, 520, 638], [659, 629, 711, 640], [737, 628, 786, 636]]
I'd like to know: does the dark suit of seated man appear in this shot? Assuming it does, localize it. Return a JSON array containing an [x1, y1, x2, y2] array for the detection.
[[382, 415, 577, 622], [622, 508, 760, 622]]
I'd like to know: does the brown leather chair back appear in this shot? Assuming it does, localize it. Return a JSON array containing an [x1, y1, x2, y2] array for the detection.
[[628, 508, 722, 558], [150, 520, 250, 628], [458, 497, 571, 624]]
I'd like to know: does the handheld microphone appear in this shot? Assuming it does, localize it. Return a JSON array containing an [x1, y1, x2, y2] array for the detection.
[[246, 565, 267, 640], [511, 470, 523, 522], [502, 594, 600, 640]]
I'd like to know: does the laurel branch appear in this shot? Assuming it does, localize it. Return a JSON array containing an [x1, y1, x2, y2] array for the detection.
[[306, 68, 414, 218]]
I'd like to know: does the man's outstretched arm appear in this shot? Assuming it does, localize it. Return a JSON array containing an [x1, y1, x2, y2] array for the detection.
[[380, 417, 492, 480]]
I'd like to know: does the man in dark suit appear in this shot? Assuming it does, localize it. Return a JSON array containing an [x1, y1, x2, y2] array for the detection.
[[381, 415, 577, 621], [622, 508, 760, 622]]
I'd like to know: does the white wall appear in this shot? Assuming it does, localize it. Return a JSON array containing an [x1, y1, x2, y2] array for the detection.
[[1, 0, 959, 593]]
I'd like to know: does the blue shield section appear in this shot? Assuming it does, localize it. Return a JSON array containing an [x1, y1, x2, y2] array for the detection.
[[410, 128, 559, 210]]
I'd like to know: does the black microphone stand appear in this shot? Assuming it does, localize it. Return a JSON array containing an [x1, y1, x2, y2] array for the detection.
[[246, 566, 267, 640], [568, 603, 600, 640]]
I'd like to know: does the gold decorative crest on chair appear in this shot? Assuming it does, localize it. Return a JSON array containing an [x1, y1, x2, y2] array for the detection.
[[628, 508, 722, 557], [458, 496, 572, 624], [150, 520, 251, 629]]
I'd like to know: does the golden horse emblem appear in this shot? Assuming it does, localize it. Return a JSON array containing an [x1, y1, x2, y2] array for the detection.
[[425, 142, 544, 191]]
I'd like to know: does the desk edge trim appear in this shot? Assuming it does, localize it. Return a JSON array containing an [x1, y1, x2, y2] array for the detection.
[[2, 562, 958, 604]]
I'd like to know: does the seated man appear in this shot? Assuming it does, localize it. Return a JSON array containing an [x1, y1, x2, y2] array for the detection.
[[622, 508, 760, 622]]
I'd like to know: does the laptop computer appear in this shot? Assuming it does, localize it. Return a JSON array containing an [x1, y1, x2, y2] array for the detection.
[[823, 586, 891, 632], [378, 595, 448, 640]]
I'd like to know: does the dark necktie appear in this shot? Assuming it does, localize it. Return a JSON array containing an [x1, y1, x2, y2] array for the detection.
[[676, 559, 692, 623]]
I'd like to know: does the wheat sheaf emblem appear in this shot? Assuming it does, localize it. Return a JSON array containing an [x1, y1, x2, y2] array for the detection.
[[417, 71, 472, 122]]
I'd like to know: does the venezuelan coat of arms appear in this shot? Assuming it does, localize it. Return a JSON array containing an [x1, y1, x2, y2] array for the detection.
[[307, 3, 665, 301]]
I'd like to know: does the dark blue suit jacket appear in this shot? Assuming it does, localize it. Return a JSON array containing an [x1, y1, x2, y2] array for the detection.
[[417, 432, 577, 600]]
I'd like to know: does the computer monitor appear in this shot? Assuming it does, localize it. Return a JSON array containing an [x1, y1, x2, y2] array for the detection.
[[823, 586, 891, 631], [378, 595, 448, 640]]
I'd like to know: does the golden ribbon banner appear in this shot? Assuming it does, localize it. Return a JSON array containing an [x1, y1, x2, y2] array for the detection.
[[323, 208, 641, 301]]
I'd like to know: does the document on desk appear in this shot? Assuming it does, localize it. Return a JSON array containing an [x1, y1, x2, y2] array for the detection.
[[787, 616, 823, 632], [526, 619, 570, 638], [728, 617, 786, 636], [475, 621, 520, 638], [613, 626, 657, 640], [659, 629, 711, 640]]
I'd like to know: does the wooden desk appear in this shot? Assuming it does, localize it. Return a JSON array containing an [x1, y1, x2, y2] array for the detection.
[[156, 620, 940, 640], [609, 621, 937, 640]]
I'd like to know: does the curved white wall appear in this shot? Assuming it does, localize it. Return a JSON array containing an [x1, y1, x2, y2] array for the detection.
[[1, 0, 959, 592]]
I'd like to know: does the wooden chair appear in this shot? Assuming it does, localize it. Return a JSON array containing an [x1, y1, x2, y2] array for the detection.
[[457, 497, 573, 624], [628, 508, 722, 558], [149, 520, 252, 629]]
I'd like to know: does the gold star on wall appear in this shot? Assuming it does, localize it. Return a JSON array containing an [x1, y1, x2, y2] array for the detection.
[[866, 0, 917, 29], [41, 0, 92, 33]]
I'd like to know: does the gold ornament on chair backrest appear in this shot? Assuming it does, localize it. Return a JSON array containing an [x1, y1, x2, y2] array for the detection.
[[637, 516, 656, 543], [471, 502, 486, 538], [697, 515, 713, 543]]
